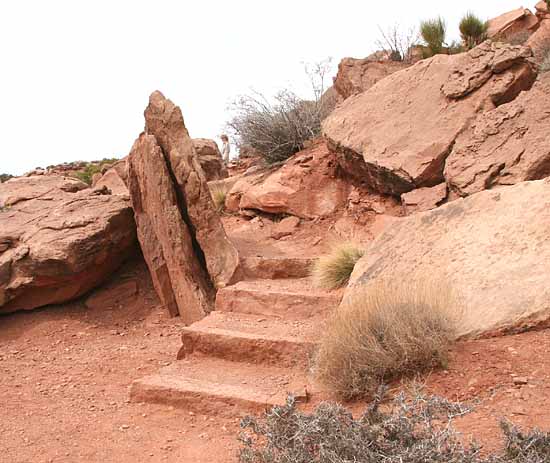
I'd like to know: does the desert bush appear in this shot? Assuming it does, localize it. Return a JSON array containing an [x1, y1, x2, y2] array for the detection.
[[459, 12, 488, 49], [311, 243, 364, 290], [239, 392, 550, 463], [376, 24, 419, 62], [314, 281, 457, 399], [227, 59, 335, 164], [210, 185, 228, 212], [420, 16, 447, 56], [0, 173, 13, 183]]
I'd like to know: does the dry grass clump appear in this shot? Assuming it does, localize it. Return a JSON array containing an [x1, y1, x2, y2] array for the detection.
[[238, 392, 550, 463], [540, 46, 550, 74], [314, 281, 457, 399], [311, 243, 364, 290], [210, 185, 228, 212]]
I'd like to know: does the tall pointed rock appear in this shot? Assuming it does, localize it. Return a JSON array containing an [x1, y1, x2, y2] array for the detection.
[[127, 134, 214, 324], [144, 91, 240, 286]]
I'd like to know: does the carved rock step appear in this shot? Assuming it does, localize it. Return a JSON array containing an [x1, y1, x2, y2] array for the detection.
[[178, 311, 322, 368], [130, 357, 310, 417], [216, 278, 342, 319], [239, 255, 315, 280]]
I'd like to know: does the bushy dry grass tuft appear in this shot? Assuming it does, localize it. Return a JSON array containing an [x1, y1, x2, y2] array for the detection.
[[210, 185, 228, 212], [314, 281, 458, 399], [311, 243, 364, 290]]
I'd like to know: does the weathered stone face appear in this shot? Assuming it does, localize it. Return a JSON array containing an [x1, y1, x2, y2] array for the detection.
[[347, 178, 550, 338], [323, 42, 536, 196], [0, 176, 136, 314], [127, 134, 213, 323]]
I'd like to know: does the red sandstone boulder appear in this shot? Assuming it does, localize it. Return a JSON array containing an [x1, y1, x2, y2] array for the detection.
[[333, 57, 409, 100], [192, 138, 229, 181], [323, 42, 537, 196], [445, 74, 550, 197], [128, 134, 214, 323], [144, 91, 239, 288], [535, 0, 550, 19], [0, 176, 136, 314], [96, 161, 129, 195], [487, 8, 539, 41], [348, 178, 550, 338], [401, 183, 447, 214], [239, 140, 351, 219]]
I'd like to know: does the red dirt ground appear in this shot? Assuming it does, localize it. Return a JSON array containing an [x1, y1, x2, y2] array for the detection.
[[1, 255, 549, 462]]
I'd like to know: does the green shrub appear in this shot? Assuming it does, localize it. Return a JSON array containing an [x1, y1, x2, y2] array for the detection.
[[73, 158, 118, 185], [420, 16, 446, 56], [459, 12, 488, 49], [239, 391, 550, 463], [311, 243, 364, 290], [314, 281, 457, 399], [0, 173, 13, 183]]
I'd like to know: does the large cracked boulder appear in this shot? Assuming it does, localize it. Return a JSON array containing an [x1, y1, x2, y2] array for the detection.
[[323, 42, 537, 196], [238, 140, 351, 219], [144, 91, 239, 287], [347, 178, 550, 338], [128, 134, 214, 323], [445, 74, 550, 197], [0, 176, 136, 314], [192, 138, 228, 181], [333, 57, 409, 100]]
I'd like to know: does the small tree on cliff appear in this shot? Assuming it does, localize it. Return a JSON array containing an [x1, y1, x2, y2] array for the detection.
[[227, 59, 336, 164], [420, 16, 447, 56], [459, 12, 488, 49]]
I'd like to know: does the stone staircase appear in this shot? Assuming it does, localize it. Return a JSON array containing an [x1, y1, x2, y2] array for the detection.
[[130, 249, 341, 416]]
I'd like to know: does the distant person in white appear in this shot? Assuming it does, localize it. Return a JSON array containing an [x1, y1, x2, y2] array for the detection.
[[220, 134, 230, 165]]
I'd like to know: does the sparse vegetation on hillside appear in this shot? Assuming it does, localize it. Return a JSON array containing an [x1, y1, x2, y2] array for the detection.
[[239, 392, 550, 463], [314, 281, 457, 399], [459, 12, 488, 49], [0, 173, 14, 183], [420, 16, 447, 56], [376, 24, 419, 62], [73, 158, 119, 185], [227, 59, 336, 164], [311, 243, 364, 290]]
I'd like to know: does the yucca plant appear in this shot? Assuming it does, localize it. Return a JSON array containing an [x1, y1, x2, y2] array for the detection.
[[420, 17, 446, 56], [459, 12, 488, 49]]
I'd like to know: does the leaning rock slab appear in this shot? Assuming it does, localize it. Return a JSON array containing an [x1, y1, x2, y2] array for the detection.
[[323, 42, 536, 196], [487, 8, 539, 41], [348, 178, 550, 338], [0, 176, 136, 313], [445, 75, 550, 197], [128, 134, 214, 323], [144, 91, 239, 287]]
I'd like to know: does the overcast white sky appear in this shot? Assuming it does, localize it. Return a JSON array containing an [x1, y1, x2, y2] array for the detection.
[[0, 0, 528, 174]]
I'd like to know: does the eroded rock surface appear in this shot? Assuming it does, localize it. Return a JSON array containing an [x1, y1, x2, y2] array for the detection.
[[0, 176, 136, 314], [348, 178, 550, 338], [323, 42, 537, 196], [333, 57, 409, 100], [239, 140, 351, 219], [193, 138, 228, 181], [128, 134, 213, 323], [445, 75, 550, 197], [487, 7, 539, 41], [144, 92, 239, 287]]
